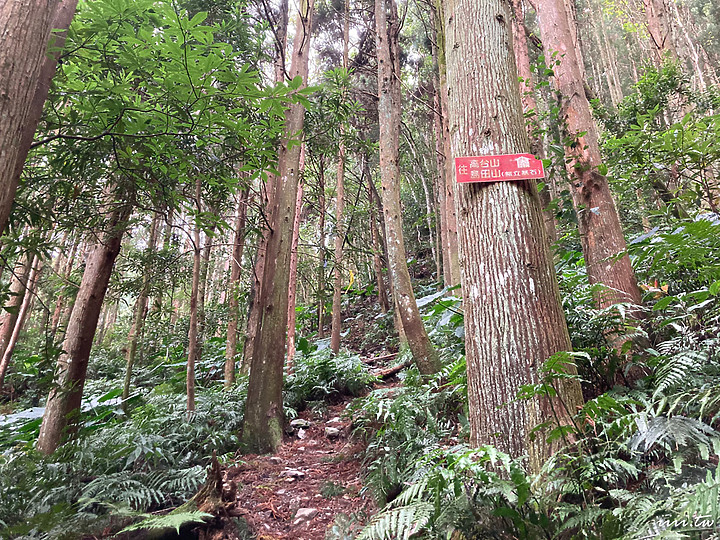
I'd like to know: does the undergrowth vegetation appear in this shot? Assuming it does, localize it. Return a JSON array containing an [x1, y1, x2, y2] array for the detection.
[[0, 347, 374, 539], [350, 217, 720, 539]]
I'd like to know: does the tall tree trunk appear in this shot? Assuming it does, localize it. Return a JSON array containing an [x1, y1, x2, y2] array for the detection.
[[330, 143, 346, 354], [443, 0, 583, 471], [0, 254, 34, 361], [433, 0, 461, 289], [287, 181, 305, 370], [186, 178, 203, 413], [595, 7, 624, 105], [0, 257, 42, 388], [366, 157, 390, 312], [122, 213, 160, 405], [0, 0, 72, 238], [376, 0, 439, 374], [430, 9, 449, 289], [224, 188, 249, 388], [330, 3, 350, 355], [316, 156, 327, 336], [242, 0, 315, 453], [509, 0, 558, 243], [537, 0, 642, 309], [242, 0, 290, 372], [0, 253, 35, 386], [670, 0, 710, 91], [432, 82, 449, 287], [37, 202, 131, 455]]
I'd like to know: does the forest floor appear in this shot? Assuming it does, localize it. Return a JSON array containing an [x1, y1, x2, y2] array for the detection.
[[218, 396, 377, 539], [203, 301, 396, 539]]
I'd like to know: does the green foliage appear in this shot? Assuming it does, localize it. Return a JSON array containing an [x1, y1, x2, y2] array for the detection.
[[349, 356, 467, 505], [0, 382, 247, 538], [119, 509, 213, 534], [351, 212, 720, 539], [598, 62, 720, 227], [284, 348, 376, 412]]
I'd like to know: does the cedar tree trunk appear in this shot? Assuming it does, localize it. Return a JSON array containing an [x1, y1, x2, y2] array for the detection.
[[0, 253, 35, 387], [443, 0, 584, 470], [37, 202, 131, 454], [242, 0, 314, 453], [0, 258, 42, 388], [377, 0, 439, 374], [1, 0, 77, 237], [433, 0, 461, 289], [536, 0, 642, 308]]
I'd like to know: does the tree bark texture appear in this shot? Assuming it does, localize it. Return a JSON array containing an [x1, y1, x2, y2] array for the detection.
[[242, 0, 314, 453], [224, 188, 249, 388], [1, 0, 77, 237], [508, 0, 557, 243], [443, 0, 583, 470], [242, 0, 289, 372], [536, 0, 642, 309], [643, 0, 677, 65], [377, 0, 439, 375], [37, 203, 131, 455], [433, 0, 461, 290], [330, 138, 346, 354]]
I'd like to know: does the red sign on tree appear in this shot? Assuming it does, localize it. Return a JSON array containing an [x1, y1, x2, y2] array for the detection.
[[455, 153, 545, 183]]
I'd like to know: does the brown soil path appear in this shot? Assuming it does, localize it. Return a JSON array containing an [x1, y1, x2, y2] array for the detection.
[[221, 399, 376, 539]]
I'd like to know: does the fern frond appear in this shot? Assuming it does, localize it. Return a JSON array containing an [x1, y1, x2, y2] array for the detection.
[[629, 414, 717, 453], [556, 506, 610, 534], [654, 350, 708, 397], [119, 510, 213, 534], [357, 502, 433, 540], [80, 472, 163, 510]]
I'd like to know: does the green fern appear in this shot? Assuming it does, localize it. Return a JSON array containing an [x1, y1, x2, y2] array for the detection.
[[654, 350, 708, 397], [119, 510, 213, 534], [356, 502, 433, 540]]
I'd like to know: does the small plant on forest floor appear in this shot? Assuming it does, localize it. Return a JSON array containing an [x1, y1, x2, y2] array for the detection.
[[320, 480, 347, 498]]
